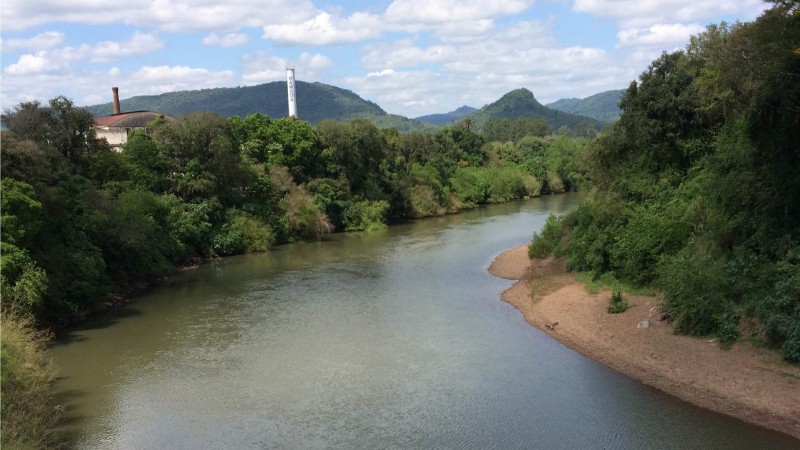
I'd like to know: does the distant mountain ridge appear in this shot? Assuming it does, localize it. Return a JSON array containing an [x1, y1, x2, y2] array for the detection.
[[83, 81, 431, 131], [415, 105, 477, 125], [467, 88, 601, 130], [83, 82, 620, 131], [546, 89, 624, 123]]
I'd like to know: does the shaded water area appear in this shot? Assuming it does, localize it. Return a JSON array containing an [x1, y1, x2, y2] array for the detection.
[[51, 193, 798, 449]]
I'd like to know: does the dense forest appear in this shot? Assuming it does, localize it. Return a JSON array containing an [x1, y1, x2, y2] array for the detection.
[[530, 1, 800, 362]]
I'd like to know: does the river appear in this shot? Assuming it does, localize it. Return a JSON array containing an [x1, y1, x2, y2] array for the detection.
[[50, 193, 798, 449]]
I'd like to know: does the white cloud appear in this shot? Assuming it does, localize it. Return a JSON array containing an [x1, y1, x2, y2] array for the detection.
[[367, 69, 396, 78], [5, 53, 65, 75], [0, 31, 64, 51], [617, 23, 706, 49], [572, 0, 766, 27], [90, 31, 164, 62], [299, 52, 333, 69], [435, 19, 496, 43], [262, 11, 382, 45], [385, 0, 533, 25], [1, 0, 318, 33], [362, 40, 454, 69], [130, 65, 236, 92], [202, 32, 249, 47], [241, 50, 332, 85], [3, 32, 164, 76]]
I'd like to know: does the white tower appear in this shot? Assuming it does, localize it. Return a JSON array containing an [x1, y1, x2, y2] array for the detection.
[[286, 67, 297, 117]]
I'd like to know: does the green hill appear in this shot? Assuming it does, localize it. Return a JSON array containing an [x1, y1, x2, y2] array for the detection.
[[546, 89, 623, 123], [467, 88, 601, 130], [415, 105, 477, 125], [83, 81, 431, 130]]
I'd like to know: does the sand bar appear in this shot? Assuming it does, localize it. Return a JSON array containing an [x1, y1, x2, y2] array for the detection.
[[489, 245, 800, 439]]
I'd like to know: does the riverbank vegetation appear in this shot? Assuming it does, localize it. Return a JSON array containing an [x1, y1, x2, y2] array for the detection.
[[1, 98, 590, 329], [0, 310, 60, 448], [530, 1, 800, 362]]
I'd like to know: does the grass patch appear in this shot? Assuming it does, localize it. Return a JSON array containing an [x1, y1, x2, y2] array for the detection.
[[575, 271, 655, 296], [607, 290, 629, 314], [527, 279, 545, 297]]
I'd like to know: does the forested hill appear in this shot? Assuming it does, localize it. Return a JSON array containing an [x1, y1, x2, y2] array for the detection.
[[546, 89, 624, 123], [83, 81, 431, 131], [415, 105, 478, 125], [467, 88, 601, 130]]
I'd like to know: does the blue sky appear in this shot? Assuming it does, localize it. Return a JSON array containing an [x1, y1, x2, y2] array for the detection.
[[0, 0, 768, 118]]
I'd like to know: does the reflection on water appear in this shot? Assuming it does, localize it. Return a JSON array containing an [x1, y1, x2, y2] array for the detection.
[[50, 194, 798, 449]]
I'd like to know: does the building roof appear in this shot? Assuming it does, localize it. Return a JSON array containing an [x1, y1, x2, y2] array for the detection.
[[94, 111, 174, 128]]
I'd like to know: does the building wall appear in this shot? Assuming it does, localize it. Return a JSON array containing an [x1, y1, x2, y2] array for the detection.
[[96, 127, 129, 148]]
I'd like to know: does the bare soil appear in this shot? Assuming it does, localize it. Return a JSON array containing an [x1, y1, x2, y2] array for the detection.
[[489, 245, 800, 439]]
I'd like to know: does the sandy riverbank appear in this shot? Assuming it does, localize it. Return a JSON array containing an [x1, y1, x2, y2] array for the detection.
[[489, 245, 800, 439]]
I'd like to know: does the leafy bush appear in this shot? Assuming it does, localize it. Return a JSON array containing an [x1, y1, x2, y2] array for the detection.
[[213, 210, 275, 256], [521, 173, 541, 197], [450, 168, 489, 207], [483, 165, 526, 203], [232, 213, 275, 252], [529, 214, 564, 259], [1, 311, 61, 448], [212, 224, 244, 256], [342, 199, 389, 231], [607, 290, 629, 314], [658, 247, 729, 336], [409, 185, 445, 218], [782, 322, 800, 364], [714, 309, 740, 347]]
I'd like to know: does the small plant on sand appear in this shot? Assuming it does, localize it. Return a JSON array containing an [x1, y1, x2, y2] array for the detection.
[[607, 290, 629, 314]]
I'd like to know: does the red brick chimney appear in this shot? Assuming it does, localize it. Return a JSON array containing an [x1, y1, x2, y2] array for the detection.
[[112, 87, 121, 115]]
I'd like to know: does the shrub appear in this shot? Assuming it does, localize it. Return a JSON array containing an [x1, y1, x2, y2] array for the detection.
[[521, 173, 541, 197], [450, 168, 488, 207], [782, 321, 800, 364], [409, 185, 445, 218], [607, 290, 629, 314], [1, 311, 61, 448], [341, 199, 389, 231], [658, 246, 728, 336], [529, 214, 564, 259], [232, 213, 275, 252], [714, 309, 740, 347], [483, 165, 525, 203]]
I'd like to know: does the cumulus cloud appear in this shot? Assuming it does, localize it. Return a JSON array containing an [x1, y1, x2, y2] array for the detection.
[[299, 52, 333, 69], [90, 31, 164, 62], [202, 32, 249, 47], [617, 23, 706, 49], [572, 0, 766, 27], [5, 53, 65, 76], [130, 65, 236, 92], [1, 0, 318, 32], [0, 31, 64, 51], [385, 0, 533, 25], [241, 50, 332, 85], [3, 31, 164, 76], [262, 11, 382, 45]]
